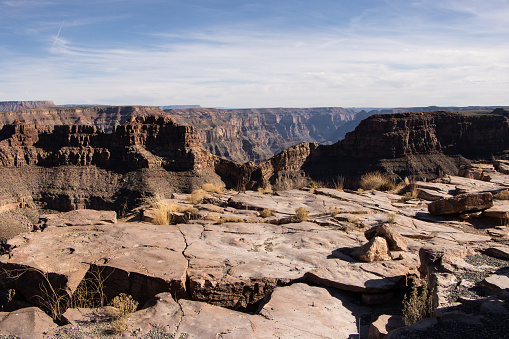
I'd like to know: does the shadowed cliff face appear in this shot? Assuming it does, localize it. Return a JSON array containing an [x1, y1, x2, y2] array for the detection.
[[246, 111, 509, 189]]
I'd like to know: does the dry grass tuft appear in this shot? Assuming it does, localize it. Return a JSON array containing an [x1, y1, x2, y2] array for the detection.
[[294, 207, 309, 222], [495, 189, 509, 200], [259, 209, 275, 218], [187, 189, 207, 204], [258, 186, 273, 194], [360, 172, 395, 191], [202, 183, 222, 194], [109, 293, 139, 334], [333, 176, 345, 191]]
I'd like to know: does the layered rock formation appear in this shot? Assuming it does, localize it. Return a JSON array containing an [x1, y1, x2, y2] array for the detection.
[[0, 106, 165, 133], [0, 101, 55, 112], [248, 111, 509, 189], [167, 107, 358, 162], [0, 116, 232, 214]]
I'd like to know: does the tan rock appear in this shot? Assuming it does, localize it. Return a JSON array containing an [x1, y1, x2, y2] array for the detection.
[[365, 224, 408, 251], [128, 293, 183, 335], [0, 307, 57, 339], [428, 192, 493, 215], [352, 237, 391, 262], [40, 209, 117, 227], [368, 314, 404, 339]]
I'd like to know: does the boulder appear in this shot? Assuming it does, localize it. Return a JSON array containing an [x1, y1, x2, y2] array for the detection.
[[427, 192, 493, 215], [483, 201, 509, 220], [419, 245, 474, 276], [352, 237, 391, 262], [0, 307, 57, 339], [480, 268, 509, 297], [365, 224, 408, 251]]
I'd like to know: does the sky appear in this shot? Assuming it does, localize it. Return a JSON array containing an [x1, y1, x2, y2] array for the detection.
[[0, 0, 508, 108]]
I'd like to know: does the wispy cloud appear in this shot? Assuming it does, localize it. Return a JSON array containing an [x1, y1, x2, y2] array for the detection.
[[1, 0, 508, 107]]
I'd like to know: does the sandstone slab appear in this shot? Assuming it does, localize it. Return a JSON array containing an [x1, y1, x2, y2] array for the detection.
[[40, 209, 117, 227], [428, 192, 493, 215], [368, 314, 404, 339], [0, 307, 57, 339], [0, 223, 187, 307]]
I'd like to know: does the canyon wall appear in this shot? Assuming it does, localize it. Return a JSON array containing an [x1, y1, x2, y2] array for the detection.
[[247, 111, 509, 189], [167, 107, 358, 162], [0, 110, 507, 213], [0, 101, 55, 111]]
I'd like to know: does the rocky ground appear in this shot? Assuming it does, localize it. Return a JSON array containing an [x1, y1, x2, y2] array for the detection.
[[0, 164, 508, 338]]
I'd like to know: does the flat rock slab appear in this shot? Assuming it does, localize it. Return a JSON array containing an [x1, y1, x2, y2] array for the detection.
[[483, 200, 509, 219], [428, 192, 493, 215], [40, 209, 117, 227], [129, 284, 361, 338], [481, 268, 509, 296], [229, 189, 371, 215], [0, 223, 187, 306], [183, 220, 417, 307]]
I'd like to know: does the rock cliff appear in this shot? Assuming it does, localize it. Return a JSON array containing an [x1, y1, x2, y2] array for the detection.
[[0, 101, 55, 111], [167, 107, 358, 162], [246, 111, 509, 189], [0, 116, 231, 213], [0, 111, 507, 213]]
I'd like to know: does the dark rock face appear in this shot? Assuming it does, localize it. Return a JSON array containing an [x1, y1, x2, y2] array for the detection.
[[0, 116, 231, 213], [245, 111, 509, 189]]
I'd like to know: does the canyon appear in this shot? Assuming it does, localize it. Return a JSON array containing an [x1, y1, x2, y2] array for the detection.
[[0, 108, 506, 337]]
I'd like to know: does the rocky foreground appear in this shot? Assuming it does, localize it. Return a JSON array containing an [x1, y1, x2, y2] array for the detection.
[[0, 166, 508, 338]]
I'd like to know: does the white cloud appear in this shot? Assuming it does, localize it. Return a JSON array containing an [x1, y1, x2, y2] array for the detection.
[[1, 1, 509, 107]]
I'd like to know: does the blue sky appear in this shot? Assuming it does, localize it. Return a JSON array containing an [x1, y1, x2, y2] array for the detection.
[[1, 0, 508, 108]]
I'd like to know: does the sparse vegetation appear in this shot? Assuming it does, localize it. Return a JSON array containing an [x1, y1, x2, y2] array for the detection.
[[202, 183, 222, 194], [333, 176, 345, 191], [495, 189, 509, 200], [387, 213, 397, 224], [145, 195, 195, 225], [402, 277, 436, 326], [109, 293, 139, 334], [360, 172, 395, 191], [187, 189, 207, 204], [329, 206, 340, 217], [260, 208, 275, 218], [217, 217, 246, 224], [1, 266, 107, 322], [307, 181, 319, 189], [258, 186, 273, 194], [294, 207, 309, 222]]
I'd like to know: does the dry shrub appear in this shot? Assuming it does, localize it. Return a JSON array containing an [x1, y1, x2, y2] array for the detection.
[[387, 213, 397, 224], [402, 277, 436, 326], [329, 206, 340, 217], [259, 209, 275, 218], [202, 183, 222, 194], [360, 172, 395, 191], [307, 181, 319, 189], [495, 189, 509, 200], [187, 189, 207, 204], [109, 293, 139, 334], [294, 207, 309, 222]]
